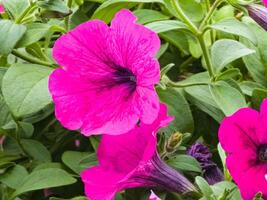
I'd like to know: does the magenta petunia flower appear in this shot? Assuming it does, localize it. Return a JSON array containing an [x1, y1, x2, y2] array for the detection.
[[49, 9, 161, 136], [219, 99, 267, 200], [81, 104, 197, 200], [263, 0, 267, 7], [0, 4, 4, 13]]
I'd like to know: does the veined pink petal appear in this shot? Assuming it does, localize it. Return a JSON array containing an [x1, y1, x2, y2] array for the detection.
[[81, 104, 196, 200], [49, 9, 161, 136]]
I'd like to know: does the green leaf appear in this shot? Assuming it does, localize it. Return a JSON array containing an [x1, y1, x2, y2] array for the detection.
[[210, 19, 257, 45], [209, 81, 247, 116], [11, 168, 76, 198], [92, 0, 164, 23], [195, 176, 214, 197], [145, 20, 187, 33], [0, 95, 12, 128], [21, 139, 51, 162], [157, 88, 194, 135], [211, 39, 255, 72], [17, 23, 51, 47], [134, 9, 169, 24], [240, 81, 265, 96], [37, 0, 70, 14], [2, 64, 53, 118], [211, 181, 241, 200], [62, 151, 97, 174], [2, 0, 29, 20], [0, 165, 28, 189], [167, 155, 202, 173], [252, 88, 267, 110], [0, 20, 26, 55]]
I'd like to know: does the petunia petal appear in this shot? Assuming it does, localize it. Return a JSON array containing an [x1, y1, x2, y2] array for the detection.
[[109, 9, 160, 83], [135, 86, 160, 125], [219, 108, 260, 154], [238, 165, 267, 200], [53, 20, 110, 76], [226, 150, 257, 183]]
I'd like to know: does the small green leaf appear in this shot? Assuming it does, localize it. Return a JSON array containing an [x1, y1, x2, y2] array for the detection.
[[2, 0, 29, 20], [157, 88, 194, 135], [211, 39, 255, 72], [209, 81, 247, 116], [37, 0, 70, 14], [0, 20, 26, 55], [21, 139, 51, 162], [134, 9, 169, 24], [0, 165, 28, 189], [62, 151, 97, 174], [210, 19, 257, 45], [2, 64, 53, 118], [92, 0, 164, 23], [167, 155, 202, 173], [145, 20, 187, 33], [195, 176, 214, 197], [17, 23, 51, 47]]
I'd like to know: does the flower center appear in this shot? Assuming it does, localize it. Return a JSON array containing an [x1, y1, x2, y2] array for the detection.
[[113, 66, 137, 93], [258, 144, 267, 162]]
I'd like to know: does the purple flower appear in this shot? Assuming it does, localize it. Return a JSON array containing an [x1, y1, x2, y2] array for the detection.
[[187, 143, 224, 185], [81, 104, 197, 200], [247, 4, 267, 31]]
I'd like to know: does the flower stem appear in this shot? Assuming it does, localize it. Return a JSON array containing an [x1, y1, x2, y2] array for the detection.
[[11, 50, 53, 67], [197, 35, 215, 79], [64, 0, 73, 31], [163, 76, 208, 87], [170, 0, 200, 35], [199, 0, 224, 30]]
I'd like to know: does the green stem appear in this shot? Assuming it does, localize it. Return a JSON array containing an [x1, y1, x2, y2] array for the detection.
[[15, 3, 37, 24], [64, 0, 73, 31], [170, 0, 200, 35], [167, 80, 208, 88], [12, 50, 53, 67], [199, 0, 224, 30], [197, 35, 215, 79]]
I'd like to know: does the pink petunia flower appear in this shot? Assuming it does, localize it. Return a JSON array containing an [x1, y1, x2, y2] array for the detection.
[[49, 9, 161, 136], [81, 104, 197, 200], [149, 191, 161, 200], [0, 4, 4, 13], [263, 0, 267, 7], [219, 99, 267, 200]]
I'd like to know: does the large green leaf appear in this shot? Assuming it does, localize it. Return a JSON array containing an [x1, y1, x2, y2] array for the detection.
[[210, 19, 257, 45], [11, 168, 76, 198], [2, 0, 29, 20], [17, 23, 51, 47], [211, 39, 255, 72], [157, 88, 194, 135], [134, 9, 169, 24], [145, 20, 187, 33], [0, 20, 26, 55], [0, 165, 28, 189], [209, 81, 247, 116], [92, 0, 164, 23], [21, 139, 51, 162], [2, 64, 53, 118], [62, 151, 97, 174]]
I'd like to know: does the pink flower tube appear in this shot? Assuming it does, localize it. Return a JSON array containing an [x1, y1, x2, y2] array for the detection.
[[0, 4, 4, 13], [149, 191, 161, 200], [81, 104, 197, 200], [219, 99, 267, 200], [49, 9, 161, 136]]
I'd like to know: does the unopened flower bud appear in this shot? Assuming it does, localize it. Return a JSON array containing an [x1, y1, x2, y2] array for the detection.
[[166, 132, 183, 152], [247, 4, 267, 31]]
